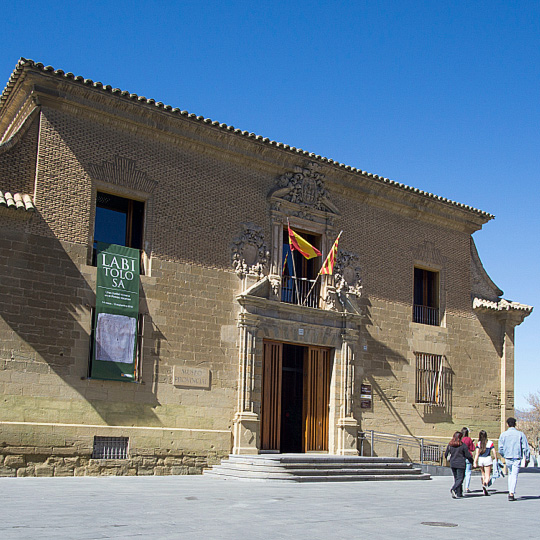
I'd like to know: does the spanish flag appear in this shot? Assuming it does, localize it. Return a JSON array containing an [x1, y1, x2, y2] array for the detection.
[[288, 224, 321, 260], [320, 232, 341, 275]]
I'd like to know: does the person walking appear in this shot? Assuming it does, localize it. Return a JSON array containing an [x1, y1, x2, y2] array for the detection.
[[473, 430, 496, 495], [461, 427, 475, 493], [445, 431, 474, 498], [498, 417, 530, 501]]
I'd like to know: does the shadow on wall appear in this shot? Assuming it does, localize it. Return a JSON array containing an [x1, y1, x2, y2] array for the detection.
[[357, 297, 453, 438], [475, 311, 504, 358], [0, 211, 162, 426]]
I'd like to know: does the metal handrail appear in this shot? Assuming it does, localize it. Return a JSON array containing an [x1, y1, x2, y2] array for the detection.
[[413, 304, 439, 326], [358, 430, 447, 464], [281, 275, 320, 308]]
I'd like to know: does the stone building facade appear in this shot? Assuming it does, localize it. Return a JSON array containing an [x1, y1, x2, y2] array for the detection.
[[0, 59, 532, 476]]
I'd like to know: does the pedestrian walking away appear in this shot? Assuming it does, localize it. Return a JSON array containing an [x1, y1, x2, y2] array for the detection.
[[498, 417, 530, 501], [445, 431, 474, 498], [473, 430, 496, 496], [461, 427, 475, 493]]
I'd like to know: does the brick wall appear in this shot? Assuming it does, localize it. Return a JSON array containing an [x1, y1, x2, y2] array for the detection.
[[0, 114, 39, 196]]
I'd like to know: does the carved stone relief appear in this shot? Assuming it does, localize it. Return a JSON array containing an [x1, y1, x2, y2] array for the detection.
[[231, 223, 269, 279], [270, 162, 340, 216], [334, 251, 363, 297]]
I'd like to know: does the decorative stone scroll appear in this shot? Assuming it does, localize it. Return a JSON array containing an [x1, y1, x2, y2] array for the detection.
[[470, 238, 503, 302], [231, 223, 269, 279], [334, 251, 363, 297]]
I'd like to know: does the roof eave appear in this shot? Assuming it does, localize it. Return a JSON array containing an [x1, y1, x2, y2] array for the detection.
[[0, 58, 494, 222]]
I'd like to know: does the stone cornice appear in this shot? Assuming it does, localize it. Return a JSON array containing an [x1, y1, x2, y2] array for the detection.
[[1, 59, 494, 233], [237, 293, 363, 328], [0, 95, 39, 147]]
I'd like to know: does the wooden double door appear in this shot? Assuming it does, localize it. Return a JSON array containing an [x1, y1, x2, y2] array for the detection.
[[261, 341, 331, 453]]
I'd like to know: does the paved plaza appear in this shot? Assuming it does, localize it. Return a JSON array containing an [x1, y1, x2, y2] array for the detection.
[[2, 470, 539, 539]]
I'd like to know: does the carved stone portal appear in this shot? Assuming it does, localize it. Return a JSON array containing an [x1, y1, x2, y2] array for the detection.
[[231, 223, 269, 279]]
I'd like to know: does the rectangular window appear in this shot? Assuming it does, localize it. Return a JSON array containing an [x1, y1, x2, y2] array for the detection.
[[413, 268, 439, 325], [93, 192, 144, 269], [92, 436, 129, 459], [281, 228, 321, 308], [415, 352, 444, 406]]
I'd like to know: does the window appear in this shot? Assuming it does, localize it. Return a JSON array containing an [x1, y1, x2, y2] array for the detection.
[[415, 352, 444, 406], [281, 228, 321, 308], [92, 436, 129, 459], [413, 267, 439, 325], [93, 192, 144, 267]]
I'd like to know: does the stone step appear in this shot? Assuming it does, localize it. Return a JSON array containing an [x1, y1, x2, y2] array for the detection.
[[204, 470, 431, 482], [226, 455, 405, 465], [209, 466, 424, 477], [214, 461, 419, 473], [204, 454, 431, 482]]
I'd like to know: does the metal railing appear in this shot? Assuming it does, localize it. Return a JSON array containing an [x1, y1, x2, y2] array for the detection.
[[281, 275, 320, 308], [358, 430, 446, 464], [413, 304, 439, 326], [92, 436, 129, 459]]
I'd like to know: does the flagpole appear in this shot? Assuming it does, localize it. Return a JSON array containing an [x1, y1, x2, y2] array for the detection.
[[302, 272, 322, 307], [287, 219, 301, 304], [302, 231, 342, 307]]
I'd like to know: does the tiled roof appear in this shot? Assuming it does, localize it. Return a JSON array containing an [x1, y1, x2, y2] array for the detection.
[[473, 297, 533, 314], [0, 191, 35, 211], [1, 58, 494, 220]]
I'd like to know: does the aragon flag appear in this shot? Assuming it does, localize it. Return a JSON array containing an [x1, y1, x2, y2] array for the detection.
[[320, 232, 341, 275], [288, 224, 321, 260]]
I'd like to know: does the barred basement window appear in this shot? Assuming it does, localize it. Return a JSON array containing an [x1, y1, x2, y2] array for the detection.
[[415, 353, 445, 406], [92, 436, 129, 459], [421, 444, 444, 463]]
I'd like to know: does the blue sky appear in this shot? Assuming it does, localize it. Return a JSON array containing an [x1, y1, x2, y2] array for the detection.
[[1, 1, 538, 409]]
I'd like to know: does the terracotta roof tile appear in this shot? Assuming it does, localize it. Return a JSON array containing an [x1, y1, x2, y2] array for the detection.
[[473, 297, 533, 314], [0, 191, 35, 212]]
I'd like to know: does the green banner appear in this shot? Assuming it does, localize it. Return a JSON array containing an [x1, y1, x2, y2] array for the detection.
[[91, 242, 140, 381]]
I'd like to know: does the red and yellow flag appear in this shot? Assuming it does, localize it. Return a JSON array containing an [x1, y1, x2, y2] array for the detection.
[[287, 224, 321, 260], [320, 233, 341, 275]]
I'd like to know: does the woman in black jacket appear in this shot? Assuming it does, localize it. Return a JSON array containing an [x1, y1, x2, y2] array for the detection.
[[444, 431, 474, 498]]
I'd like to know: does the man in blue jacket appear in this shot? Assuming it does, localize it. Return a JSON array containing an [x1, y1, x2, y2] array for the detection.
[[498, 417, 530, 501]]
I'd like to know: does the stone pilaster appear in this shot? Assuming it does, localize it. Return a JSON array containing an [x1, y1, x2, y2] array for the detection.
[[232, 312, 260, 454], [336, 326, 359, 455], [500, 314, 516, 434]]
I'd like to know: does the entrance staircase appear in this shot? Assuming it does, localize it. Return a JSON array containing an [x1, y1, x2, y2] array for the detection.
[[204, 454, 431, 482]]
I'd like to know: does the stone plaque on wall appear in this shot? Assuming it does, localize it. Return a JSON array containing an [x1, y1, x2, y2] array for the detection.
[[173, 366, 211, 388]]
